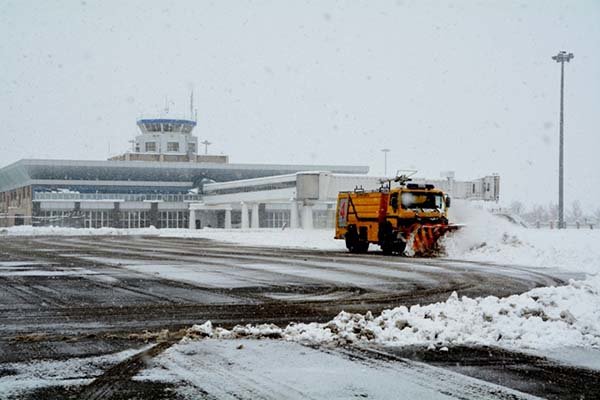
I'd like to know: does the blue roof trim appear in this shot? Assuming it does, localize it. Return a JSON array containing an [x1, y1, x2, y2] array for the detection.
[[137, 119, 197, 126]]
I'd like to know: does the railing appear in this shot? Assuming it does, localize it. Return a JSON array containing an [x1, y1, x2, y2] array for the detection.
[[33, 192, 202, 202], [532, 221, 596, 230]]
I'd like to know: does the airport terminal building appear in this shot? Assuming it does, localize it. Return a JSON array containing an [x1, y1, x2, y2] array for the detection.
[[0, 158, 369, 229], [0, 117, 499, 229], [0, 117, 367, 228]]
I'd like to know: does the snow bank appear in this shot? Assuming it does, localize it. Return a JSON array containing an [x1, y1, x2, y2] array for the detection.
[[186, 276, 600, 351], [0, 226, 345, 251], [0, 225, 160, 237], [444, 200, 600, 275], [159, 228, 345, 250]]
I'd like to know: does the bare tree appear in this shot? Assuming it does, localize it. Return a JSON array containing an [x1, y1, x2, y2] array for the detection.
[[528, 204, 548, 224], [594, 208, 600, 225], [547, 203, 559, 221], [510, 201, 524, 216], [569, 200, 583, 222]]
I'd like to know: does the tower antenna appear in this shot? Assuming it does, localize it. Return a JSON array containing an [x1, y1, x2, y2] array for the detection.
[[190, 90, 194, 120]]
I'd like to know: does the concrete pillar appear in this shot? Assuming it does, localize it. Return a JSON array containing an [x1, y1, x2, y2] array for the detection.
[[290, 201, 299, 229], [73, 202, 83, 228], [241, 202, 249, 229], [110, 202, 121, 228], [225, 209, 232, 229], [149, 202, 159, 228], [189, 209, 196, 229], [301, 204, 313, 230], [251, 203, 260, 229], [32, 202, 41, 227]]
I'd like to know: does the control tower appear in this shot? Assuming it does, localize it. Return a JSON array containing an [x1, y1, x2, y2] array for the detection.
[[110, 113, 228, 164], [134, 118, 198, 161]]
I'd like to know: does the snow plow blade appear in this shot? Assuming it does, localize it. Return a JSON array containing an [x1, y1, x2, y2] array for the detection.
[[406, 224, 461, 256]]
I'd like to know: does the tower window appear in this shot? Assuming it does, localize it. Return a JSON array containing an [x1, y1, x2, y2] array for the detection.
[[167, 142, 180, 152], [145, 142, 157, 152]]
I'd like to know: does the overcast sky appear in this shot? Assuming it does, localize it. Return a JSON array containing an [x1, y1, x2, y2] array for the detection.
[[1, 0, 599, 210]]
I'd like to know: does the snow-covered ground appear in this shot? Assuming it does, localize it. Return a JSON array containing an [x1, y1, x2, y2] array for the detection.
[[134, 339, 535, 400], [0, 347, 150, 398], [445, 201, 600, 275], [171, 204, 600, 355], [160, 203, 599, 357], [1, 225, 346, 251], [2, 203, 599, 357], [186, 275, 600, 353], [2, 201, 599, 275]]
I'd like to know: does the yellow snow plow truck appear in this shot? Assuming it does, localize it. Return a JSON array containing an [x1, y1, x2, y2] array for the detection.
[[334, 176, 458, 256]]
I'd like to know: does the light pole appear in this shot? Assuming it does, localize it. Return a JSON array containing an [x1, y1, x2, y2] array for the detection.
[[552, 50, 574, 229], [381, 148, 390, 176], [200, 140, 212, 155]]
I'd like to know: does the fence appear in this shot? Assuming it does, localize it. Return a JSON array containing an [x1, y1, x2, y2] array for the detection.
[[532, 221, 596, 230]]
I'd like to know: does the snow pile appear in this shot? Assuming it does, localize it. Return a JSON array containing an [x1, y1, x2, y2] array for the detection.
[[186, 276, 600, 351], [0, 226, 344, 251], [159, 228, 345, 250], [0, 225, 160, 237], [444, 201, 600, 274]]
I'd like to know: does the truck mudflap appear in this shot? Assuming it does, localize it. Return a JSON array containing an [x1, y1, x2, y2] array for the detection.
[[404, 223, 460, 256]]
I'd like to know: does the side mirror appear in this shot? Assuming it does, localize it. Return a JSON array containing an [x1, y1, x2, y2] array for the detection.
[[445, 195, 451, 208]]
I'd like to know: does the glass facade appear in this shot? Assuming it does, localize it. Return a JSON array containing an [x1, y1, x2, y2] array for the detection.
[[34, 193, 201, 202], [121, 211, 149, 228], [264, 210, 290, 228], [84, 211, 111, 228], [158, 211, 188, 229]]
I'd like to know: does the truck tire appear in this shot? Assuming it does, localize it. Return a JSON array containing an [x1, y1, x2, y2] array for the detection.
[[345, 226, 359, 252], [381, 241, 394, 255], [345, 225, 369, 253], [356, 241, 369, 253], [394, 240, 406, 255], [381, 238, 406, 255]]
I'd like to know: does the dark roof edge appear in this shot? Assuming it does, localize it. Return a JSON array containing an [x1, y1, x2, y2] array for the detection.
[[4, 158, 369, 173]]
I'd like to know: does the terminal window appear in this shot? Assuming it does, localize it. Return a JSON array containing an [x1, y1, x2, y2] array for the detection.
[[145, 142, 157, 152], [167, 142, 180, 152]]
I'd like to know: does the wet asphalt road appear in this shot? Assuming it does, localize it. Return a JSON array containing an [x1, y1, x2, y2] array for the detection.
[[0, 235, 595, 399]]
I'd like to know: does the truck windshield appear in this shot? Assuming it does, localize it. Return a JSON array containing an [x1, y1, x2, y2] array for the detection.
[[401, 192, 444, 210]]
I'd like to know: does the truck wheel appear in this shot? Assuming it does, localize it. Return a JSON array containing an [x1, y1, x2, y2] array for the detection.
[[381, 241, 393, 255], [347, 239, 368, 253], [394, 240, 407, 255], [346, 239, 358, 253], [381, 239, 406, 255], [357, 241, 369, 253], [345, 226, 359, 252], [346, 237, 370, 253]]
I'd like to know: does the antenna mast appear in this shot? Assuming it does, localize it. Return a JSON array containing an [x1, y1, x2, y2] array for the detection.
[[190, 90, 194, 120]]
